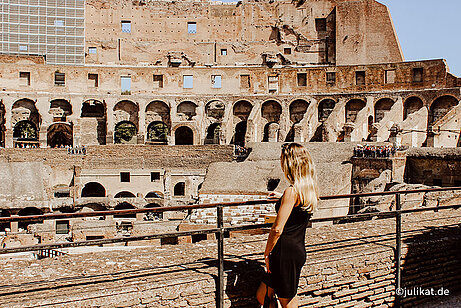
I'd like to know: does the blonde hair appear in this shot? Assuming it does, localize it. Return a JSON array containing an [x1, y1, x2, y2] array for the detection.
[[280, 143, 319, 213]]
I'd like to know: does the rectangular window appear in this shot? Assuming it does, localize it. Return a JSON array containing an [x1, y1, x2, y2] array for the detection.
[[121, 21, 131, 33], [268, 75, 279, 93], [151, 172, 160, 182], [153, 74, 164, 88], [55, 72, 65, 86], [326, 72, 336, 84], [297, 73, 307, 87], [56, 220, 70, 234], [187, 22, 197, 34], [413, 68, 423, 83], [88, 73, 98, 87], [315, 18, 327, 32], [284, 48, 292, 55], [385, 70, 396, 84], [220, 49, 227, 56], [212, 75, 222, 88], [19, 72, 30, 86], [120, 172, 130, 182], [19, 45, 28, 51], [54, 19, 64, 27], [183, 75, 193, 88], [240, 74, 250, 89], [88, 47, 97, 54], [121, 76, 131, 95], [356, 71, 365, 86]]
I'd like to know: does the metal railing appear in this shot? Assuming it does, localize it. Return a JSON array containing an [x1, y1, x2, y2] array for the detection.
[[0, 186, 461, 307]]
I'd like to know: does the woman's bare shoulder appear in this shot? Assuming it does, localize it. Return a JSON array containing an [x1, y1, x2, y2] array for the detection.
[[282, 186, 300, 206]]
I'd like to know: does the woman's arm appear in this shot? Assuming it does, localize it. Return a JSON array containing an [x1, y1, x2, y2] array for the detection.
[[264, 186, 299, 272]]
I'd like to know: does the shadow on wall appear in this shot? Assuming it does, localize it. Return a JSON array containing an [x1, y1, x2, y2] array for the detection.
[[400, 223, 461, 307]]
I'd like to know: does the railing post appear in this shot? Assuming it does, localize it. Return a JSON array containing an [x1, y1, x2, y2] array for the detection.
[[395, 193, 402, 307], [217, 205, 224, 308]]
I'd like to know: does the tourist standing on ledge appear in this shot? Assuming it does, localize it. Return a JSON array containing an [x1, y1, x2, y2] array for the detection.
[[256, 143, 319, 308]]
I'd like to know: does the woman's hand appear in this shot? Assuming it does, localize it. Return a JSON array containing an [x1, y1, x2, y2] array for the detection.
[[265, 255, 271, 273], [267, 191, 282, 200]]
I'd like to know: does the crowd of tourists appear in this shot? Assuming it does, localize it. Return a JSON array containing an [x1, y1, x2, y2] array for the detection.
[[14, 143, 39, 148], [234, 144, 249, 157], [67, 145, 87, 155], [353, 144, 396, 158]]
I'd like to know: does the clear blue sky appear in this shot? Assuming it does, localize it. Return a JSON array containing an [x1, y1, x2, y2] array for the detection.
[[214, 0, 461, 77]]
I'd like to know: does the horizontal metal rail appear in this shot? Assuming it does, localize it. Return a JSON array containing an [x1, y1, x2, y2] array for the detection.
[[1, 186, 459, 223]]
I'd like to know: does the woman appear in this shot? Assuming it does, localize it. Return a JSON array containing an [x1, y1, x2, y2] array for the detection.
[[256, 143, 319, 308]]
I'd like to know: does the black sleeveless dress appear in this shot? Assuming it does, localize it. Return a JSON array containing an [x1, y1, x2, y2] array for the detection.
[[264, 198, 311, 298]]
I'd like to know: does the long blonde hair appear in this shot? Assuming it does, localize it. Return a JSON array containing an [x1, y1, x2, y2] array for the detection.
[[280, 143, 319, 213]]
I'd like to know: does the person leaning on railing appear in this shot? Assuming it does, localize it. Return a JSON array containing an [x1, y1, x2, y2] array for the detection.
[[256, 143, 319, 308]]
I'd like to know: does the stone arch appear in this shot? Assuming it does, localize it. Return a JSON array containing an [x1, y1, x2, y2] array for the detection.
[[146, 121, 169, 144], [13, 120, 38, 142], [114, 191, 136, 198], [174, 182, 185, 196], [81, 99, 107, 145], [174, 126, 194, 145], [345, 99, 366, 123], [146, 100, 170, 123], [113, 100, 139, 130], [318, 99, 336, 122], [403, 96, 424, 120], [204, 123, 221, 144], [261, 100, 282, 123], [145, 191, 164, 199], [81, 182, 106, 197], [263, 122, 280, 142], [49, 99, 72, 122], [429, 95, 459, 125], [12, 98, 41, 128], [374, 98, 395, 123], [80, 203, 107, 212], [289, 99, 309, 124], [18, 207, 43, 230], [205, 100, 225, 121], [145, 203, 163, 220], [0, 209, 11, 232], [47, 123, 73, 148], [114, 202, 136, 218], [232, 100, 253, 146], [177, 101, 197, 121], [114, 121, 137, 144]]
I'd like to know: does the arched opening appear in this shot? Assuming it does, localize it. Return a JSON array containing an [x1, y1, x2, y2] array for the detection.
[[0, 209, 11, 232], [81, 99, 107, 145], [345, 99, 366, 123], [113, 100, 139, 133], [18, 207, 43, 230], [114, 191, 136, 198], [0, 102, 5, 148], [263, 122, 280, 142], [114, 121, 137, 144], [80, 203, 107, 212], [49, 99, 72, 122], [175, 126, 194, 145], [233, 121, 247, 146], [204, 123, 221, 144], [147, 121, 168, 144], [81, 182, 106, 197], [47, 123, 73, 148], [177, 101, 197, 121], [206, 100, 225, 120], [318, 99, 336, 122], [114, 202, 136, 218], [403, 97, 424, 120], [145, 203, 163, 220], [145, 191, 164, 199], [13, 120, 38, 144], [174, 182, 185, 196], [374, 98, 395, 123], [232, 100, 252, 146], [430, 96, 458, 126], [12, 99, 41, 130], [289, 99, 309, 124]]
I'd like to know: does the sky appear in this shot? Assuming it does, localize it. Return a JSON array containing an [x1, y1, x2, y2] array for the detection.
[[214, 0, 461, 77]]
